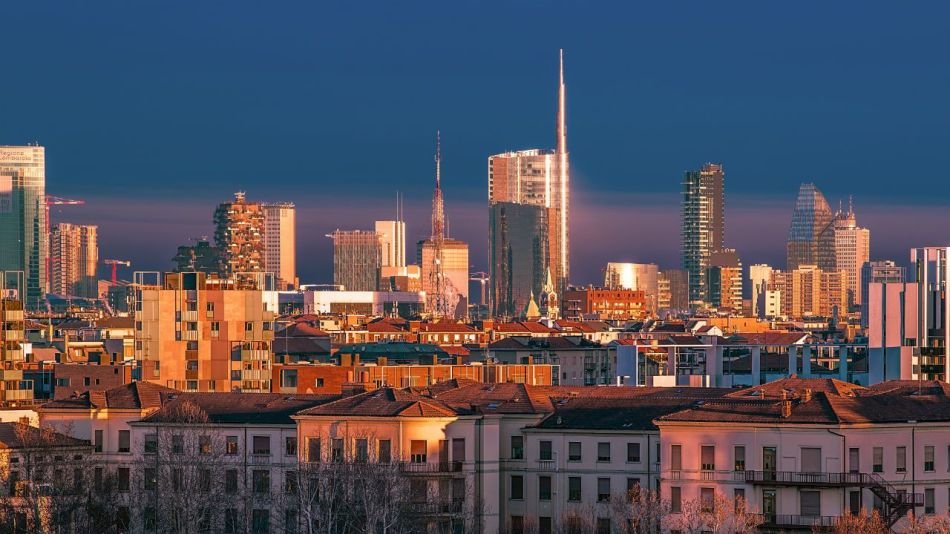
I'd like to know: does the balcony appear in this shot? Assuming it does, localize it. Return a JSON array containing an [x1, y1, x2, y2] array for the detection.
[[398, 461, 463, 475], [536, 459, 556, 471], [408, 501, 464, 515], [759, 514, 838, 532]]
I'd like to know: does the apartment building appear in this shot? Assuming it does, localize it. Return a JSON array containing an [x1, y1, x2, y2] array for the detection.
[[133, 272, 277, 392], [655, 377, 950, 532]]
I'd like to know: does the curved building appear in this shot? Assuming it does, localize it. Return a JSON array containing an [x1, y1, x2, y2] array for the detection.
[[786, 183, 833, 271]]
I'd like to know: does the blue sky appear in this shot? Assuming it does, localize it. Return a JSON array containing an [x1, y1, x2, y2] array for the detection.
[[4, 1, 950, 283]]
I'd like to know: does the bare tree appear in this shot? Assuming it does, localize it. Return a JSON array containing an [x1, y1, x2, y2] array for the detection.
[[820, 509, 888, 534], [606, 486, 669, 534], [668, 492, 762, 534]]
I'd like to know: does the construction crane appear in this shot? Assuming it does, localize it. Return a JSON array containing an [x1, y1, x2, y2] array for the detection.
[[103, 259, 131, 285], [45, 196, 86, 290]]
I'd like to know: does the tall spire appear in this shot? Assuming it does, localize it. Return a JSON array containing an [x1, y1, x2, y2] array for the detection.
[[556, 49, 567, 155], [431, 130, 445, 241]]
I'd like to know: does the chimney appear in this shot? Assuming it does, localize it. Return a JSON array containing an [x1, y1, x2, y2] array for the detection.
[[801, 388, 812, 403], [781, 399, 793, 418]]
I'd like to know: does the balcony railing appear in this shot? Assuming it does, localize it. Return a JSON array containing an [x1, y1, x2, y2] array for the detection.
[[398, 461, 463, 474], [408, 501, 464, 515], [761, 514, 839, 530]]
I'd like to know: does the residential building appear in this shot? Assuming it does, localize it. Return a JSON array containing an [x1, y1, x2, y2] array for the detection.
[[133, 272, 277, 392], [300, 288, 424, 317], [817, 203, 870, 307], [213, 192, 266, 276], [478, 336, 613, 386], [706, 249, 742, 312], [489, 51, 571, 315], [682, 163, 725, 305], [656, 378, 949, 532], [770, 265, 847, 320], [0, 146, 47, 308], [604, 262, 659, 314], [327, 230, 381, 291], [262, 202, 296, 289], [658, 269, 689, 312], [0, 295, 33, 406], [49, 223, 98, 298], [787, 183, 834, 271], [861, 260, 905, 327], [562, 287, 648, 321]]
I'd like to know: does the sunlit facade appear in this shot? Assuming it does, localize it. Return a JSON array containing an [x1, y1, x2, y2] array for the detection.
[[263, 202, 297, 290], [49, 222, 98, 298], [681, 163, 725, 305], [0, 146, 46, 308]]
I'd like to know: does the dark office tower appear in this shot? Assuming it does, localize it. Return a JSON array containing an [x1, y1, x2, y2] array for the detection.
[[327, 230, 381, 292], [0, 146, 46, 309], [681, 163, 725, 305], [787, 183, 834, 271], [489, 202, 549, 319], [488, 50, 570, 315]]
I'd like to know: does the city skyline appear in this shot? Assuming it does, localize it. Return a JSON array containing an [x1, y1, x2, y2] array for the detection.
[[4, 2, 950, 288]]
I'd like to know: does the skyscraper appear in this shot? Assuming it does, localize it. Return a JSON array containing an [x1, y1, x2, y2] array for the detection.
[[681, 163, 725, 304], [488, 50, 570, 314], [418, 133, 470, 318], [817, 201, 870, 307], [375, 219, 406, 270], [706, 249, 743, 312], [0, 145, 47, 308], [489, 202, 548, 318], [327, 230, 381, 291], [749, 264, 774, 319], [214, 192, 265, 276], [49, 223, 98, 298], [787, 183, 833, 271], [263, 202, 297, 289]]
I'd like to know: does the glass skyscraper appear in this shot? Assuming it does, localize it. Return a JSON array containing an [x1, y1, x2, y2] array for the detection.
[[0, 146, 47, 308], [786, 182, 833, 271], [681, 163, 725, 305]]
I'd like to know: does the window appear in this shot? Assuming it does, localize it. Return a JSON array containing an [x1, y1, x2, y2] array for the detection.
[[873, 447, 883, 473], [539, 475, 552, 500], [245, 322, 254, 332], [410, 440, 427, 463], [94, 430, 103, 453], [627, 478, 641, 494], [172, 434, 184, 454], [281, 369, 298, 388], [285, 508, 298, 534], [452, 438, 465, 465], [356, 438, 368, 462], [801, 490, 821, 517], [118, 430, 130, 453], [539, 517, 552, 534], [540, 440, 553, 461], [378, 439, 391, 464], [568, 441, 581, 462], [285, 470, 298, 495], [226, 436, 238, 455], [253, 436, 271, 455], [670, 486, 682, 513], [198, 469, 211, 493], [734, 446, 746, 471], [510, 475, 523, 500], [144, 468, 157, 490], [253, 470, 270, 493], [331, 439, 344, 462], [849, 447, 860, 473], [510, 516, 524, 534], [627, 442, 641, 463], [597, 477, 610, 502], [286, 437, 298, 456], [734, 488, 746, 512], [924, 488, 935, 515], [801, 447, 821, 473], [143, 507, 157, 531], [925, 446, 935, 472], [226, 469, 239, 494], [701, 487, 714, 512], [172, 468, 183, 492], [671, 444, 682, 471], [896, 446, 907, 473], [511, 436, 524, 460], [568, 477, 582, 501], [701, 445, 715, 471], [224, 509, 239, 534], [597, 442, 611, 462], [410, 479, 427, 503], [251, 509, 269, 534], [596, 518, 610, 534], [118, 468, 130, 492], [307, 437, 321, 462], [199, 435, 212, 455], [144, 434, 158, 454]]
